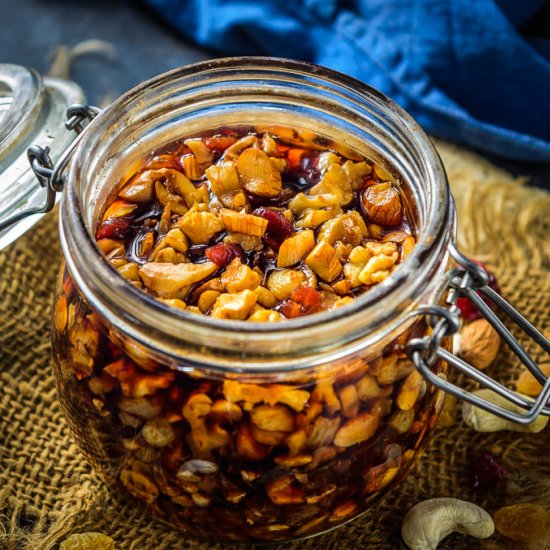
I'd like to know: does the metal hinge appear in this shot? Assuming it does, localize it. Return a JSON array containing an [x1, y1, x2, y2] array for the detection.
[[405, 242, 550, 424], [0, 104, 100, 232]]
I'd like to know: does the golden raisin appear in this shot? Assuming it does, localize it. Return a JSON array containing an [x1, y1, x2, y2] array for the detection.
[[494, 503, 550, 543], [60, 533, 116, 550]]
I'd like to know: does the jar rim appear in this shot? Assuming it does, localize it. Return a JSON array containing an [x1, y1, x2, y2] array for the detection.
[[61, 56, 454, 371]]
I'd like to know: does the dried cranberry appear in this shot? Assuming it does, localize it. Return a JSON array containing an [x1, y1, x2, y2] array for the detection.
[[291, 287, 322, 312], [279, 300, 302, 319], [254, 207, 293, 250], [205, 243, 245, 267], [96, 219, 132, 240], [456, 260, 501, 322], [468, 452, 506, 491]]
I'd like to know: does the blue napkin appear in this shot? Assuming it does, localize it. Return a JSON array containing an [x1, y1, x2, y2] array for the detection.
[[141, 0, 550, 162]]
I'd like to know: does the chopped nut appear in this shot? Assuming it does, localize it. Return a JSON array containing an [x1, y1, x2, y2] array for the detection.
[[223, 135, 260, 160], [389, 409, 415, 434], [308, 164, 353, 206], [266, 476, 305, 505], [236, 423, 270, 461], [396, 370, 424, 411], [342, 160, 372, 189], [206, 162, 247, 209], [118, 396, 163, 419], [176, 205, 224, 244], [141, 418, 176, 447], [103, 199, 137, 220], [317, 211, 368, 246], [307, 416, 341, 448], [329, 500, 358, 523], [198, 290, 221, 313], [220, 209, 268, 236], [317, 151, 341, 173], [184, 138, 213, 167], [250, 404, 295, 432], [305, 241, 342, 282], [221, 258, 260, 293], [254, 286, 279, 308], [457, 319, 501, 370], [250, 424, 287, 445], [296, 207, 340, 229], [104, 359, 175, 398], [210, 289, 258, 320], [248, 309, 282, 322], [277, 230, 315, 268], [333, 411, 379, 447], [182, 154, 203, 179], [338, 384, 360, 418], [164, 228, 189, 253], [312, 381, 341, 415], [360, 182, 402, 226], [160, 169, 203, 207], [120, 468, 159, 504], [210, 399, 243, 421], [237, 148, 282, 197], [267, 269, 306, 301], [183, 393, 230, 456], [223, 380, 309, 411], [139, 261, 218, 297]]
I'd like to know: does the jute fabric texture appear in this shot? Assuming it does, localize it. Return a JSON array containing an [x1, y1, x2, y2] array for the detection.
[[0, 141, 548, 549]]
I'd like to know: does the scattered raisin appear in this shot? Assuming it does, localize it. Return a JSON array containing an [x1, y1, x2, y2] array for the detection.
[[494, 503, 550, 543], [468, 452, 506, 491]]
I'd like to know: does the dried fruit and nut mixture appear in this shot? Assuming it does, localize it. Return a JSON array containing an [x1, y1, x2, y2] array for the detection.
[[52, 126, 445, 543], [95, 126, 415, 321]]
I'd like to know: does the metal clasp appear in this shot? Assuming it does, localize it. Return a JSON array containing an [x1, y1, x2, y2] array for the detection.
[[405, 242, 550, 424], [0, 104, 99, 233]]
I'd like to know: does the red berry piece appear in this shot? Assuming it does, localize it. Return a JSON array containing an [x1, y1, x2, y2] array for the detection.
[[456, 260, 500, 322], [254, 207, 294, 250], [279, 300, 302, 319], [205, 242, 245, 267], [468, 452, 506, 491], [291, 286, 322, 313], [96, 219, 132, 240]]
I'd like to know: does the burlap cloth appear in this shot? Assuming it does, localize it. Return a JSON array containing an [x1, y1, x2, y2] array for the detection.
[[0, 141, 549, 550]]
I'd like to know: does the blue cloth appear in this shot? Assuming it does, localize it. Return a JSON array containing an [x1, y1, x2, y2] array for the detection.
[[141, 0, 550, 162]]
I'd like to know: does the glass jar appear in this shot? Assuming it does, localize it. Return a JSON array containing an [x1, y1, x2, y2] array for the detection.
[[51, 58, 453, 542], [0, 57, 537, 544]]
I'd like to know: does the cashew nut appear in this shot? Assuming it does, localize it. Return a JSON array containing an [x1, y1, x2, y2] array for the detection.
[[402, 498, 494, 550], [462, 388, 549, 433]]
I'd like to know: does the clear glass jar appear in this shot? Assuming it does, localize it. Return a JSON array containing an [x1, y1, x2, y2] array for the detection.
[[52, 58, 454, 542]]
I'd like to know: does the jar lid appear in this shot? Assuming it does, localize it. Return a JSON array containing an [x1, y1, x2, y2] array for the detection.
[[0, 64, 85, 250]]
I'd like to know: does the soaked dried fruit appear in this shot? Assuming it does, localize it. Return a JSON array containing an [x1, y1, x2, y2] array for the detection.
[[95, 125, 415, 322], [494, 503, 550, 543], [468, 452, 506, 491], [455, 260, 500, 322], [60, 533, 115, 550], [516, 362, 550, 396]]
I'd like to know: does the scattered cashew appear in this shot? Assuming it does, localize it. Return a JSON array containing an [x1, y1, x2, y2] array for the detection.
[[402, 498, 494, 550], [462, 388, 549, 433]]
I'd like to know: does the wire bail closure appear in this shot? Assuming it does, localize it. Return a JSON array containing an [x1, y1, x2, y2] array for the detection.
[[0, 104, 99, 233], [406, 242, 550, 424]]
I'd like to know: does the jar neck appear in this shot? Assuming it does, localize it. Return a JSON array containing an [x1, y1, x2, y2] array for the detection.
[[61, 57, 453, 372]]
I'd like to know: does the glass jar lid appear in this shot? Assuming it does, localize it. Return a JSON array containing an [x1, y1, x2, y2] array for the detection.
[[0, 63, 84, 250]]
